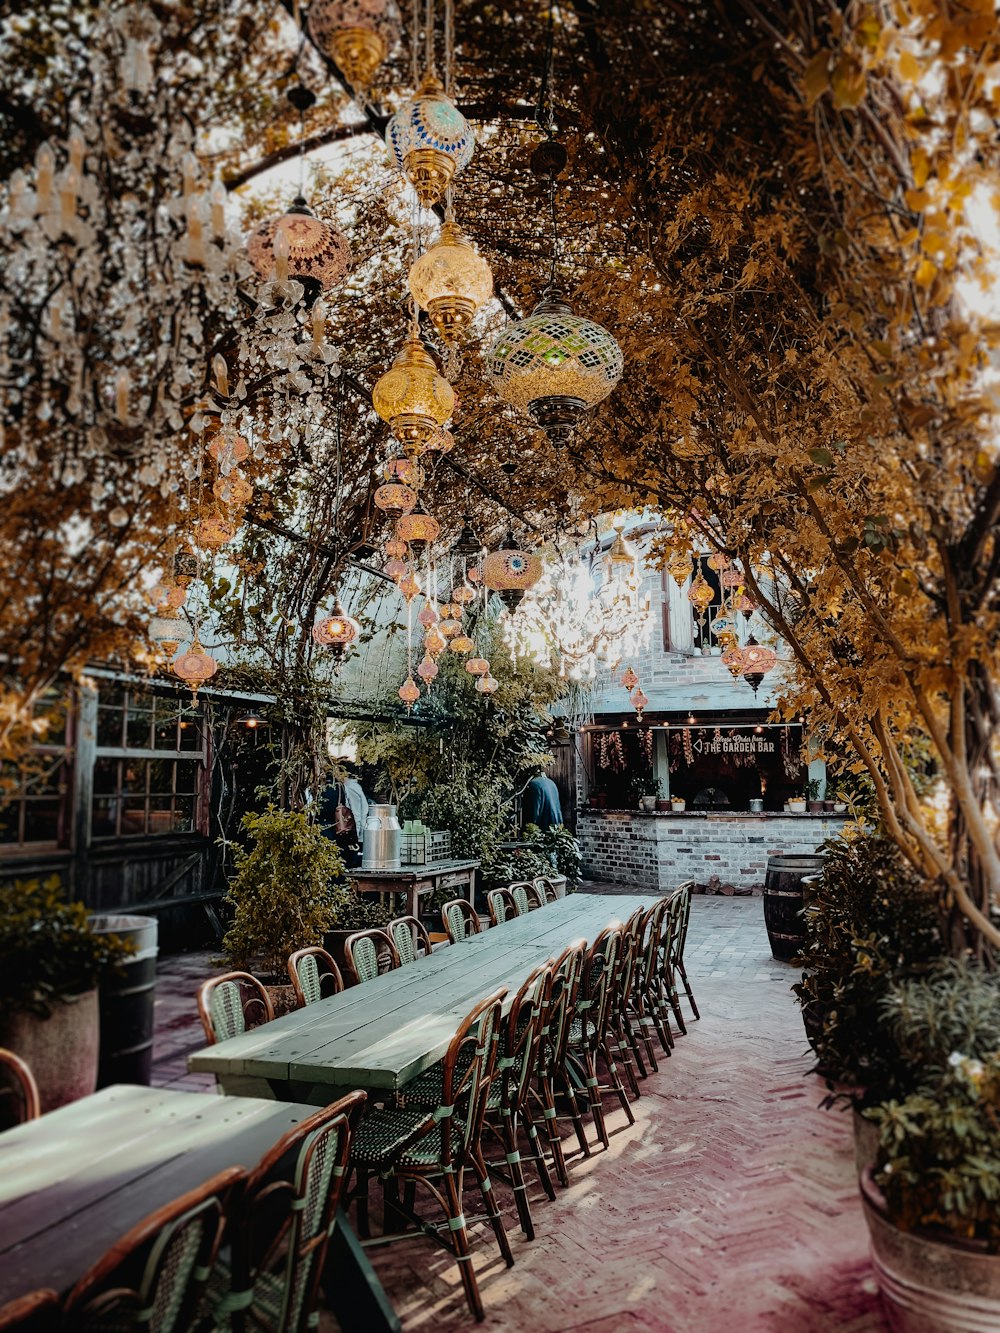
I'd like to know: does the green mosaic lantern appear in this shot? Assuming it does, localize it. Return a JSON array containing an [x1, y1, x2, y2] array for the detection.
[[484, 286, 624, 444]]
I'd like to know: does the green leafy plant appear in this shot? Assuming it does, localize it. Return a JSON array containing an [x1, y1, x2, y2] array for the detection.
[[222, 807, 349, 977], [792, 834, 943, 1100], [520, 822, 583, 890], [332, 889, 392, 932], [869, 1049, 1000, 1250], [0, 875, 132, 1017], [481, 844, 552, 892], [416, 776, 506, 866], [806, 777, 823, 802]]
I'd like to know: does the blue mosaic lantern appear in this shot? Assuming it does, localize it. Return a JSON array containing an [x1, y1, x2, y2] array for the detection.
[[484, 286, 624, 444], [386, 74, 475, 206]]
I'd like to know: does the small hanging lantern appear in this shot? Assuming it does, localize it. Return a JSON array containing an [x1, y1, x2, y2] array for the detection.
[[395, 504, 441, 549], [484, 286, 623, 444], [666, 549, 694, 588], [734, 592, 757, 614], [476, 673, 499, 695], [372, 333, 455, 455], [382, 457, 425, 488], [172, 636, 218, 698], [466, 657, 490, 676], [630, 685, 649, 720], [417, 601, 439, 628], [687, 573, 714, 616], [451, 515, 480, 555], [149, 614, 189, 657], [173, 551, 199, 586], [707, 552, 730, 572], [196, 512, 238, 549], [424, 626, 446, 655], [385, 536, 408, 558], [417, 653, 439, 683], [386, 73, 475, 207], [399, 571, 421, 601], [438, 616, 461, 639], [606, 530, 638, 582], [149, 580, 186, 613], [207, 430, 250, 472], [307, 0, 400, 91], [385, 555, 408, 581], [375, 482, 418, 517], [721, 644, 746, 680], [398, 675, 421, 707], [452, 583, 476, 605], [741, 636, 778, 694], [408, 220, 493, 345], [245, 197, 351, 302], [721, 567, 743, 589], [312, 600, 361, 657], [212, 473, 253, 508], [450, 634, 475, 654], [483, 531, 543, 593], [621, 665, 639, 690]]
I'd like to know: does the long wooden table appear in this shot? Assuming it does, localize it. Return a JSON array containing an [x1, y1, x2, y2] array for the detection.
[[0, 1084, 399, 1331], [189, 893, 653, 1103]]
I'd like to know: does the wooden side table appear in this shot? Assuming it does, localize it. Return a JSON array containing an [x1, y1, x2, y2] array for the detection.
[[349, 858, 479, 920]]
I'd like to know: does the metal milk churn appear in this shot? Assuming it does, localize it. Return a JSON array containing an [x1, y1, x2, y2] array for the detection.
[[361, 803, 402, 870]]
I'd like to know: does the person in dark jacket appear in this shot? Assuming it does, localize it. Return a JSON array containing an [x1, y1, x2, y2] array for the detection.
[[522, 771, 563, 831]]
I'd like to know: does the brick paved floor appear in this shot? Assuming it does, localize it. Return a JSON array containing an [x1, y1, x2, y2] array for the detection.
[[150, 894, 886, 1332]]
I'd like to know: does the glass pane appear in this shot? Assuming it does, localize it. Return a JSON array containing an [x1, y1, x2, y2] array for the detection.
[[153, 698, 184, 750], [175, 760, 199, 794], [97, 706, 124, 748], [93, 757, 118, 795], [122, 761, 148, 794], [0, 800, 20, 844], [98, 681, 125, 709], [147, 759, 173, 794], [91, 798, 117, 839], [178, 716, 201, 751], [172, 795, 195, 832], [120, 799, 147, 836], [148, 796, 174, 835], [24, 759, 63, 797], [126, 705, 153, 750], [0, 762, 21, 801], [23, 800, 59, 843]]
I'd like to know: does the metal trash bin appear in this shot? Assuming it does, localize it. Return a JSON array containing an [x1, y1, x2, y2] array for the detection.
[[88, 914, 159, 1088]]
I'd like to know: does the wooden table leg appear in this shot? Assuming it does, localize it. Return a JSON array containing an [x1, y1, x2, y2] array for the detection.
[[324, 1209, 401, 1333]]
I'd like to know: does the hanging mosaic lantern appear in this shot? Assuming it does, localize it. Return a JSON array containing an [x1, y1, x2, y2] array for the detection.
[[149, 580, 186, 613], [475, 673, 499, 695], [734, 592, 757, 614], [621, 665, 639, 690], [424, 626, 446, 656], [384, 555, 408, 581], [386, 73, 475, 207], [307, 0, 400, 91], [311, 600, 361, 657], [173, 551, 199, 586], [385, 536, 407, 558], [630, 685, 649, 719], [207, 430, 249, 472], [212, 473, 253, 508], [395, 505, 440, 550], [245, 197, 351, 301], [466, 657, 490, 676], [417, 601, 439, 628], [666, 549, 694, 588], [467, 564, 482, 583], [398, 675, 420, 707], [687, 573, 714, 616], [408, 220, 493, 345], [452, 583, 476, 605], [373, 333, 455, 454], [399, 571, 421, 601], [721, 644, 746, 680], [375, 482, 417, 518], [382, 457, 425, 488], [450, 633, 475, 654], [741, 636, 778, 694], [438, 616, 461, 639], [172, 636, 218, 697], [606, 530, 638, 581], [483, 532, 543, 593], [484, 286, 623, 444], [721, 567, 743, 589], [707, 552, 730, 572], [149, 614, 189, 656], [196, 512, 238, 549], [451, 515, 480, 555], [417, 653, 439, 683]]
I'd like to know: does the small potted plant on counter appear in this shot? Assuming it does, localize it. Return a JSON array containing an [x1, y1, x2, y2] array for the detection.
[[806, 778, 824, 813], [640, 778, 662, 812]]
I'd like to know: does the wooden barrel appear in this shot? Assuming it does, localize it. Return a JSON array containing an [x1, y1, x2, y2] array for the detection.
[[89, 915, 158, 1088], [763, 855, 824, 961]]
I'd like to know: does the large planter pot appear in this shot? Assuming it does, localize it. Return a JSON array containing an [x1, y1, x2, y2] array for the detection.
[[853, 1108, 879, 1175], [0, 989, 99, 1114], [860, 1169, 1000, 1332], [89, 914, 158, 1089], [546, 874, 568, 900], [763, 854, 824, 960]]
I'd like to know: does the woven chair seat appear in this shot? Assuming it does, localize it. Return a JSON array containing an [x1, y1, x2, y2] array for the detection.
[[352, 1106, 462, 1170], [401, 1049, 474, 1108]]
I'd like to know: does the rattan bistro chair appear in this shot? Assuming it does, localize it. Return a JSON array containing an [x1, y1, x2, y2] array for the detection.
[[440, 898, 482, 944], [670, 881, 701, 1024], [342, 930, 400, 987], [507, 881, 537, 915], [206, 1091, 366, 1333], [63, 1167, 245, 1332], [287, 947, 344, 1009], [0, 1290, 59, 1332], [348, 990, 510, 1322], [533, 876, 560, 904], [486, 887, 518, 926], [387, 915, 433, 965], [530, 940, 586, 1189], [563, 927, 635, 1151], [0, 1047, 41, 1130], [198, 973, 275, 1046]]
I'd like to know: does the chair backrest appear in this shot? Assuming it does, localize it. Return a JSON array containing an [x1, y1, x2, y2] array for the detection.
[[63, 1167, 245, 1332], [387, 915, 432, 966], [197, 973, 274, 1046], [507, 881, 535, 915], [0, 1047, 40, 1130], [638, 897, 672, 991], [495, 962, 553, 1117], [343, 930, 400, 986], [440, 898, 481, 944], [534, 876, 560, 904], [227, 1091, 367, 1333], [287, 947, 343, 1008], [537, 940, 586, 1077], [437, 989, 506, 1165], [486, 887, 518, 927], [0, 1289, 59, 1332], [671, 881, 695, 959], [577, 927, 622, 1050]]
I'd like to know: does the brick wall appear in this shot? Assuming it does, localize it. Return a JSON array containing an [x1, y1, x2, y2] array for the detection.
[[578, 810, 844, 893]]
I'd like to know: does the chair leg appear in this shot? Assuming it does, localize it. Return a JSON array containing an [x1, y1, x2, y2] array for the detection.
[[629, 1004, 659, 1075], [580, 1051, 610, 1149], [611, 1016, 642, 1100], [558, 1062, 593, 1158], [677, 958, 701, 1020], [520, 1105, 557, 1202], [354, 1167, 371, 1239], [600, 1040, 636, 1127], [499, 1110, 535, 1240], [471, 1148, 515, 1268], [538, 1078, 570, 1189], [623, 1009, 649, 1079], [442, 1168, 484, 1321]]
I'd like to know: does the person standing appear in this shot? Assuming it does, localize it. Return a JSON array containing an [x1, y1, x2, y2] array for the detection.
[[522, 770, 563, 831], [319, 760, 369, 868]]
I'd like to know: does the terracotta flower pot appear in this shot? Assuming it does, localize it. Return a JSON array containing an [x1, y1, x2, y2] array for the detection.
[[0, 989, 99, 1114], [860, 1168, 1000, 1332], [656, 799, 670, 812]]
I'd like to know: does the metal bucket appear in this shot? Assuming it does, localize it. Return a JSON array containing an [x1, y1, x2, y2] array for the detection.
[[361, 804, 401, 870], [88, 914, 158, 1088]]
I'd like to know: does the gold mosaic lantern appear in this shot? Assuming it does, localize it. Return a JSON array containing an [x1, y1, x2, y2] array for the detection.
[[408, 220, 493, 345], [172, 636, 218, 697], [395, 504, 440, 550], [149, 614, 189, 657], [307, 0, 400, 91], [374, 482, 418, 518], [621, 665, 640, 690], [449, 634, 475, 654], [466, 657, 490, 676], [386, 74, 475, 207], [372, 333, 455, 454]]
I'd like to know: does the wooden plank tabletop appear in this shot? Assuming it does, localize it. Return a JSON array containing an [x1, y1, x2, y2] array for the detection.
[[0, 1085, 319, 1305], [189, 893, 654, 1095]]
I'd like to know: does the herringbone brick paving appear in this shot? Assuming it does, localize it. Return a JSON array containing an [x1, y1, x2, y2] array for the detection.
[[150, 894, 886, 1332]]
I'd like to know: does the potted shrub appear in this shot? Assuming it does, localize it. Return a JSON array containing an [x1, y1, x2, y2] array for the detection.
[[525, 822, 583, 895], [806, 778, 824, 813], [222, 806, 349, 1013], [862, 1045, 1000, 1330], [324, 889, 393, 977], [0, 875, 131, 1115]]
